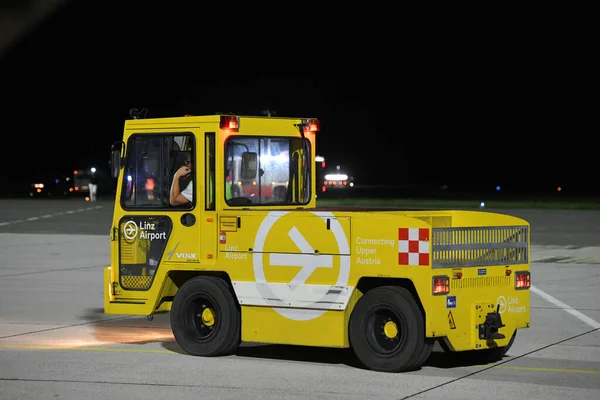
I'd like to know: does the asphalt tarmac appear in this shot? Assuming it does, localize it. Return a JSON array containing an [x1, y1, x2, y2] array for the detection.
[[1, 198, 599, 399]]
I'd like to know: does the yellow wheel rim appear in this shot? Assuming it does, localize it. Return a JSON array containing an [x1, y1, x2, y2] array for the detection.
[[383, 321, 398, 338], [201, 308, 215, 327]]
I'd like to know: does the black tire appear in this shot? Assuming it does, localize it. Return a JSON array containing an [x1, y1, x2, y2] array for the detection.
[[349, 286, 427, 372], [170, 276, 240, 357], [414, 338, 434, 367]]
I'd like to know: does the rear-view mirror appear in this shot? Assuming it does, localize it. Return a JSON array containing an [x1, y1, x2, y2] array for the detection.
[[110, 149, 121, 178]]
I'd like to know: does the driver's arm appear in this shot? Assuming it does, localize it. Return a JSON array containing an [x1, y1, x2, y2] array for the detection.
[[170, 166, 191, 206]]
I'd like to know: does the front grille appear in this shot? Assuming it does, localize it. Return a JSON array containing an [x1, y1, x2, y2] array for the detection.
[[432, 226, 528, 268]]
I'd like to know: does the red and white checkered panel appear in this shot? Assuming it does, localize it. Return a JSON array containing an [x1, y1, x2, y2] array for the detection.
[[398, 227, 430, 266]]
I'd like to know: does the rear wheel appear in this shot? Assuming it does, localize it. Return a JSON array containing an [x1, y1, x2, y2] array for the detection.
[[414, 338, 435, 367], [170, 276, 241, 357], [349, 286, 427, 372]]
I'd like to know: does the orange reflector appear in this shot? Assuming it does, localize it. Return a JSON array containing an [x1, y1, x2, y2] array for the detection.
[[206, 217, 214, 222]]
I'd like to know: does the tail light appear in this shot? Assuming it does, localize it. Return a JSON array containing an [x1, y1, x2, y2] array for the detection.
[[515, 271, 531, 289], [432, 275, 450, 295]]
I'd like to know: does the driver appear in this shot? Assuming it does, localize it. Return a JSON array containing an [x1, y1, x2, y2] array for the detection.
[[170, 154, 193, 206]]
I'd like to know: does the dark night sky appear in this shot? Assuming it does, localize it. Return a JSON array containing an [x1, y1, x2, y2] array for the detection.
[[0, 2, 596, 196]]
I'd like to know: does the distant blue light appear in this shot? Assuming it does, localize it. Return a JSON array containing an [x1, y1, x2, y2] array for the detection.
[[55, 179, 60, 184], [496, 185, 501, 191]]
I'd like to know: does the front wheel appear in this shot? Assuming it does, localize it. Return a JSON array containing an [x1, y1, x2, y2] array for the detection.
[[349, 286, 427, 372], [170, 276, 241, 357]]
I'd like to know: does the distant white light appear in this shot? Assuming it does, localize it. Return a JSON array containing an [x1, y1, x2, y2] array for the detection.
[[480, 201, 486, 208], [91, 167, 97, 173], [315, 155, 324, 162], [324, 174, 348, 181]]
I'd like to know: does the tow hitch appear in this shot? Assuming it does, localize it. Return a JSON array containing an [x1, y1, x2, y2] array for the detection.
[[479, 304, 506, 340]]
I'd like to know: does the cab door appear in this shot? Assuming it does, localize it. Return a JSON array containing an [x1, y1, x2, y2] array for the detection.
[[111, 129, 206, 300], [157, 131, 217, 269]]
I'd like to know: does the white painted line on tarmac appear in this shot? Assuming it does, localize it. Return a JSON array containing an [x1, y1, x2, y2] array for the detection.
[[531, 285, 600, 329], [0, 206, 104, 227]]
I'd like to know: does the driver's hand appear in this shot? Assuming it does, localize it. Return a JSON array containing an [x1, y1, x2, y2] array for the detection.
[[175, 165, 191, 177]]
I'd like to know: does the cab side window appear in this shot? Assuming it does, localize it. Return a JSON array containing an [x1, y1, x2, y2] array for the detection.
[[121, 133, 195, 209]]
